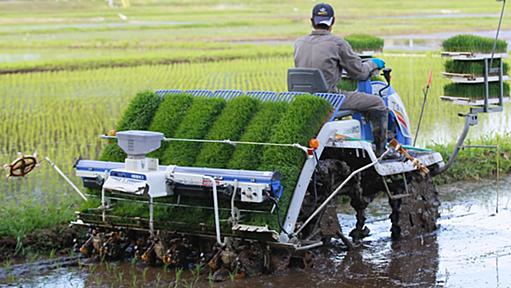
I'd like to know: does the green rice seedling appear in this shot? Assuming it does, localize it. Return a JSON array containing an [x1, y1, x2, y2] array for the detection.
[[338, 78, 359, 91], [111, 201, 150, 218], [175, 267, 183, 287], [345, 34, 384, 52], [444, 59, 509, 76], [142, 266, 149, 282], [155, 272, 162, 286], [443, 82, 510, 98], [261, 95, 331, 168], [191, 264, 202, 286], [78, 197, 102, 211], [162, 97, 225, 166], [442, 34, 508, 53], [338, 76, 385, 92], [131, 273, 138, 288], [229, 101, 289, 170], [208, 272, 214, 286], [148, 94, 194, 159], [254, 95, 331, 229], [195, 96, 259, 168], [100, 91, 162, 162]]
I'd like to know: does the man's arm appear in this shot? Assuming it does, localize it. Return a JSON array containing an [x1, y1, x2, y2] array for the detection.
[[337, 39, 378, 81]]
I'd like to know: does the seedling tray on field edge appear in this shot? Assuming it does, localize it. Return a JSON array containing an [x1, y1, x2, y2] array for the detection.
[[441, 52, 509, 110]]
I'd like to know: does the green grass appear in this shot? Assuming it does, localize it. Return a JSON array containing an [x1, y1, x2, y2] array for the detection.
[[442, 34, 508, 53], [345, 34, 384, 52], [443, 82, 510, 98], [0, 201, 74, 245], [431, 135, 511, 185]]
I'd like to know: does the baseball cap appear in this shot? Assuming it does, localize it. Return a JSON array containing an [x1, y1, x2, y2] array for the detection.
[[312, 3, 335, 27]]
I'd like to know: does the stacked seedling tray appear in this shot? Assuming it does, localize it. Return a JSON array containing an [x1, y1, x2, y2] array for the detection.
[[339, 34, 384, 91], [441, 35, 510, 108]]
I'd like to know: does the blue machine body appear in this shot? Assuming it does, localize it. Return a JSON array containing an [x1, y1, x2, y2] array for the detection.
[[75, 159, 284, 199], [353, 79, 413, 145]]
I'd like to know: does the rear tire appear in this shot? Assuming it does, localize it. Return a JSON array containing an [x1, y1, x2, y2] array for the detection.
[[389, 172, 440, 239]]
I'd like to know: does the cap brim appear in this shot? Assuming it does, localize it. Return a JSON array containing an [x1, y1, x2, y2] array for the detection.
[[313, 16, 333, 26]]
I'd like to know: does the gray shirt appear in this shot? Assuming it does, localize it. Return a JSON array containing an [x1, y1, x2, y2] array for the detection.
[[294, 30, 378, 92]]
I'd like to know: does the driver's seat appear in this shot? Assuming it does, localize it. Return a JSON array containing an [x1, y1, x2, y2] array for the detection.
[[287, 68, 329, 93], [287, 68, 356, 119]]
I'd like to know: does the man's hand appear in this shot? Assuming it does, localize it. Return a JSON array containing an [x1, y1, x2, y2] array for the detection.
[[371, 58, 385, 70]]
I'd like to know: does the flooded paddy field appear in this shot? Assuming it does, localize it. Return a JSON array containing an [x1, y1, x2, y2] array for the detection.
[[2, 176, 509, 287]]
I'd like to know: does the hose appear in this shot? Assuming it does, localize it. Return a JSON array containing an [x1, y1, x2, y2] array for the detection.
[[266, 192, 291, 236]]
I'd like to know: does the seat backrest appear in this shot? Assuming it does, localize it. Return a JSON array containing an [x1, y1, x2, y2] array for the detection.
[[287, 68, 329, 93]]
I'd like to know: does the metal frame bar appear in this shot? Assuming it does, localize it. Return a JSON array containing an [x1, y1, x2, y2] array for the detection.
[[101, 135, 311, 157], [484, 58, 489, 112], [433, 113, 478, 175], [279, 122, 339, 242]]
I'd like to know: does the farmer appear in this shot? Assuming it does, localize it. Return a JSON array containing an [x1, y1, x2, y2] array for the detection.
[[294, 3, 388, 156]]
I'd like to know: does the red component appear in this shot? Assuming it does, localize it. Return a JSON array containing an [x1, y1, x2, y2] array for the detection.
[[427, 70, 433, 88], [309, 138, 320, 149]]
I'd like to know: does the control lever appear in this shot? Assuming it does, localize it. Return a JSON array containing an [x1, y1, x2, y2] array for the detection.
[[382, 68, 392, 84], [379, 68, 393, 97]]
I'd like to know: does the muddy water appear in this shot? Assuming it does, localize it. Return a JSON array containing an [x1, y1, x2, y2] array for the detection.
[[3, 176, 510, 287]]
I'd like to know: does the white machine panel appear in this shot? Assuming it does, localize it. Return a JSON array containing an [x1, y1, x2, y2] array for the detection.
[[331, 119, 361, 139], [239, 183, 265, 203], [104, 169, 169, 197]]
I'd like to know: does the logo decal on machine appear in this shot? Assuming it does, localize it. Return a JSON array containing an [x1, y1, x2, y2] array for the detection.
[[110, 171, 147, 180]]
